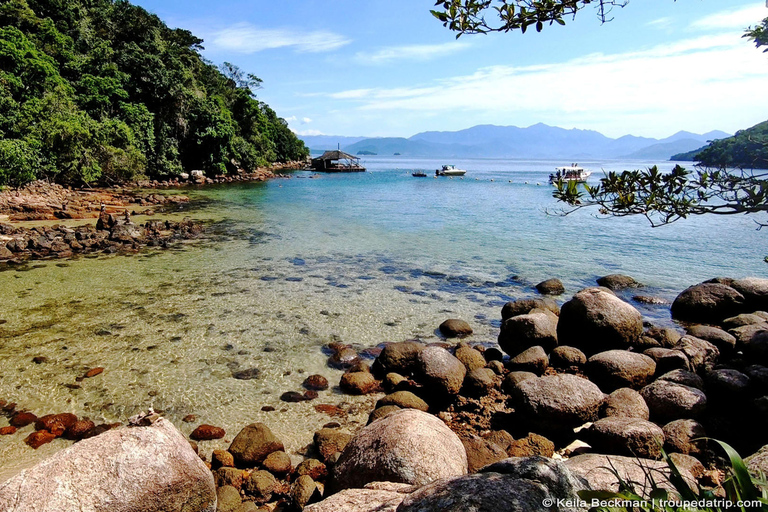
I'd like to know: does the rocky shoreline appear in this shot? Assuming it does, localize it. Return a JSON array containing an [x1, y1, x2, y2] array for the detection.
[[2, 275, 768, 511]]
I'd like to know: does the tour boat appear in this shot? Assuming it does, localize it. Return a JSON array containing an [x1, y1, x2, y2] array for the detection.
[[435, 165, 466, 176], [549, 165, 592, 184]]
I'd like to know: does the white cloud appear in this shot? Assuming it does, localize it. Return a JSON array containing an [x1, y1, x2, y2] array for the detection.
[[211, 23, 350, 53], [690, 4, 766, 31], [295, 129, 325, 136], [355, 41, 472, 64], [314, 32, 768, 137], [646, 17, 672, 29], [301, 117, 312, 124]]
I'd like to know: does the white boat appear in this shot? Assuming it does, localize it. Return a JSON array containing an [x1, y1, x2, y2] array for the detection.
[[436, 164, 466, 176], [549, 165, 592, 184]]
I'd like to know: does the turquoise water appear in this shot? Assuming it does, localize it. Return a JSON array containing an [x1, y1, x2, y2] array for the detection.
[[0, 156, 765, 480]]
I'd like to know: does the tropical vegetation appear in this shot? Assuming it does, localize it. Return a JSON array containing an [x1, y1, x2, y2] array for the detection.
[[0, 0, 308, 187]]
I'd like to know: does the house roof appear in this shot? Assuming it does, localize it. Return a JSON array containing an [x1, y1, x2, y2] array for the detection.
[[314, 150, 359, 161]]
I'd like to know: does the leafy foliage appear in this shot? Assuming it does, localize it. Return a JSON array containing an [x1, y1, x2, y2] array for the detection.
[[694, 121, 768, 171], [431, 0, 628, 35], [0, 0, 308, 187], [553, 165, 768, 228]]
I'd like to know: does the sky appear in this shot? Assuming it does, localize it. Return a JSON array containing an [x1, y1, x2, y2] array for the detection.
[[131, 0, 768, 139]]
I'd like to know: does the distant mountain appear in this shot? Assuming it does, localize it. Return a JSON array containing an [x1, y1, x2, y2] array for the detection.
[[298, 124, 731, 160], [300, 135, 368, 152]]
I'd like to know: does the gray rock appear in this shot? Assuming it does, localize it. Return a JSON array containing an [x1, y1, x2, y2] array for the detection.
[[330, 409, 467, 492], [536, 278, 565, 295], [501, 371, 538, 394], [454, 343, 487, 371], [499, 311, 558, 355], [461, 434, 508, 473], [243, 470, 276, 501], [644, 327, 682, 348], [643, 348, 690, 374], [668, 453, 705, 480], [550, 346, 587, 369], [501, 298, 560, 320], [0, 417, 215, 512], [685, 325, 737, 356], [291, 475, 318, 509], [671, 282, 745, 323], [602, 388, 649, 420], [507, 345, 549, 375], [657, 370, 705, 391], [217, 486, 242, 512], [376, 391, 429, 412], [597, 274, 641, 290], [375, 342, 424, 376], [722, 313, 768, 329], [704, 369, 750, 397], [229, 423, 285, 467], [439, 319, 473, 338], [558, 288, 643, 355], [511, 374, 605, 432], [640, 380, 707, 421], [583, 417, 665, 459], [399, 456, 589, 512], [304, 488, 406, 512], [586, 350, 656, 392], [565, 453, 697, 498], [462, 368, 497, 397], [662, 419, 707, 456], [731, 277, 768, 311], [673, 336, 719, 373], [417, 346, 466, 396]]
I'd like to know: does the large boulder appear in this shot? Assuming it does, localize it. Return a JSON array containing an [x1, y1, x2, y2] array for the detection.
[[228, 422, 284, 467], [673, 336, 719, 374], [498, 310, 559, 355], [582, 417, 665, 459], [731, 277, 768, 311], [640, 380, 707, 422], [586, 350, 656, 392], [304, 486, 407, 512], [597, 274, 641, 290], [416, 346, 466, 397], [330, 409, 467, 492], [0, 417, 215, 512], [501, 298, 560, 320], [601, 388, 649, 420], [565, 454, 697, 498], [511, 374, 605, 434], [685, 325, 736, 357], [398, 457, 589, 512], [671, 282, 745, 323], [374, 342, 424, 377], [557, 288, 643, 355]]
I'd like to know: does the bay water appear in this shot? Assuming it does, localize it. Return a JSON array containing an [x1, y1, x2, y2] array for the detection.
[[0, 156, 765, 480]]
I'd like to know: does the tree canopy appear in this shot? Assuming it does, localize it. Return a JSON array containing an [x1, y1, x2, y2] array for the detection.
[[431, 0, 628, 35], [0, 0, 308, 187]]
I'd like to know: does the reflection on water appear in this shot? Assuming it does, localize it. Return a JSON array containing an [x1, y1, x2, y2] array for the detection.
[[0, 157, 765, 480]]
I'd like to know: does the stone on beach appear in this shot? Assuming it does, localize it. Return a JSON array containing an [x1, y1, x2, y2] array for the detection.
[[0, 417, 215, 512], [671, 282, 745, 322], [416, 346, 466, 397], [229, 423, 285, 467], [330, 409, 467, 492], [439, 318, 473, 338]]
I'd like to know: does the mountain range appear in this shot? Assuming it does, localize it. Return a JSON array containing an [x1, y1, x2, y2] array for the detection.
[[298, 123, 730, 160]]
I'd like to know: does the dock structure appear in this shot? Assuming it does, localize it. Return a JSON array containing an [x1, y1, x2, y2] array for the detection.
[[311, 150, 366, 172]]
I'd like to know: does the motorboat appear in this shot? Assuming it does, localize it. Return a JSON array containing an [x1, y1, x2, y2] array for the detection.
[[549, 165, 592, 184], [435, 165, 466, 176], [412, 171, 427, 177]]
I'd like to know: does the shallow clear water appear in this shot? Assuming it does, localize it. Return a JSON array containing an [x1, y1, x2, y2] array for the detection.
[[0, 156, 766, 480]]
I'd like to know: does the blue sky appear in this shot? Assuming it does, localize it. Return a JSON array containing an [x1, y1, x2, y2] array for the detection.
[[132, 0, 767, 139]]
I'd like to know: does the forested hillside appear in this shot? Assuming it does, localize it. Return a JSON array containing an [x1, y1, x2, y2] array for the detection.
[[672, 120, 768, 170], [0, 0, 308, 187]]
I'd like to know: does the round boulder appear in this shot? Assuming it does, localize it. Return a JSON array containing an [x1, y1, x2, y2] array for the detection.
[[376, 391, 428, 412], [454, 343, 487, 371], [671, 282, 745, 323], [557, 288, 643, 355], [662, 419, 707, 456], [583, 417, 665, 459], [229, 423, 285, 467], [498, 310, 558, 355], [462, 368, 497, 397], [550, 346, 587, 369], [507, 345, 549, 375], [501, 298, 560, 320], [586, 350, 656, 392], [731, 277, 768, 311], [602, 387, 649, 420], [439, 319, 473, 338], [597, 274, 641, 290], [511, 374, 606, 432], [640, 380, 707, 422], [685, 325, 737, 357], [416, 346, 466, 397], [330, 409, 467, 492], [339, 372, 380, 395], [657, 370, 705, 391], [373, 342, 424, 377], [535, 278, 565, 295]]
